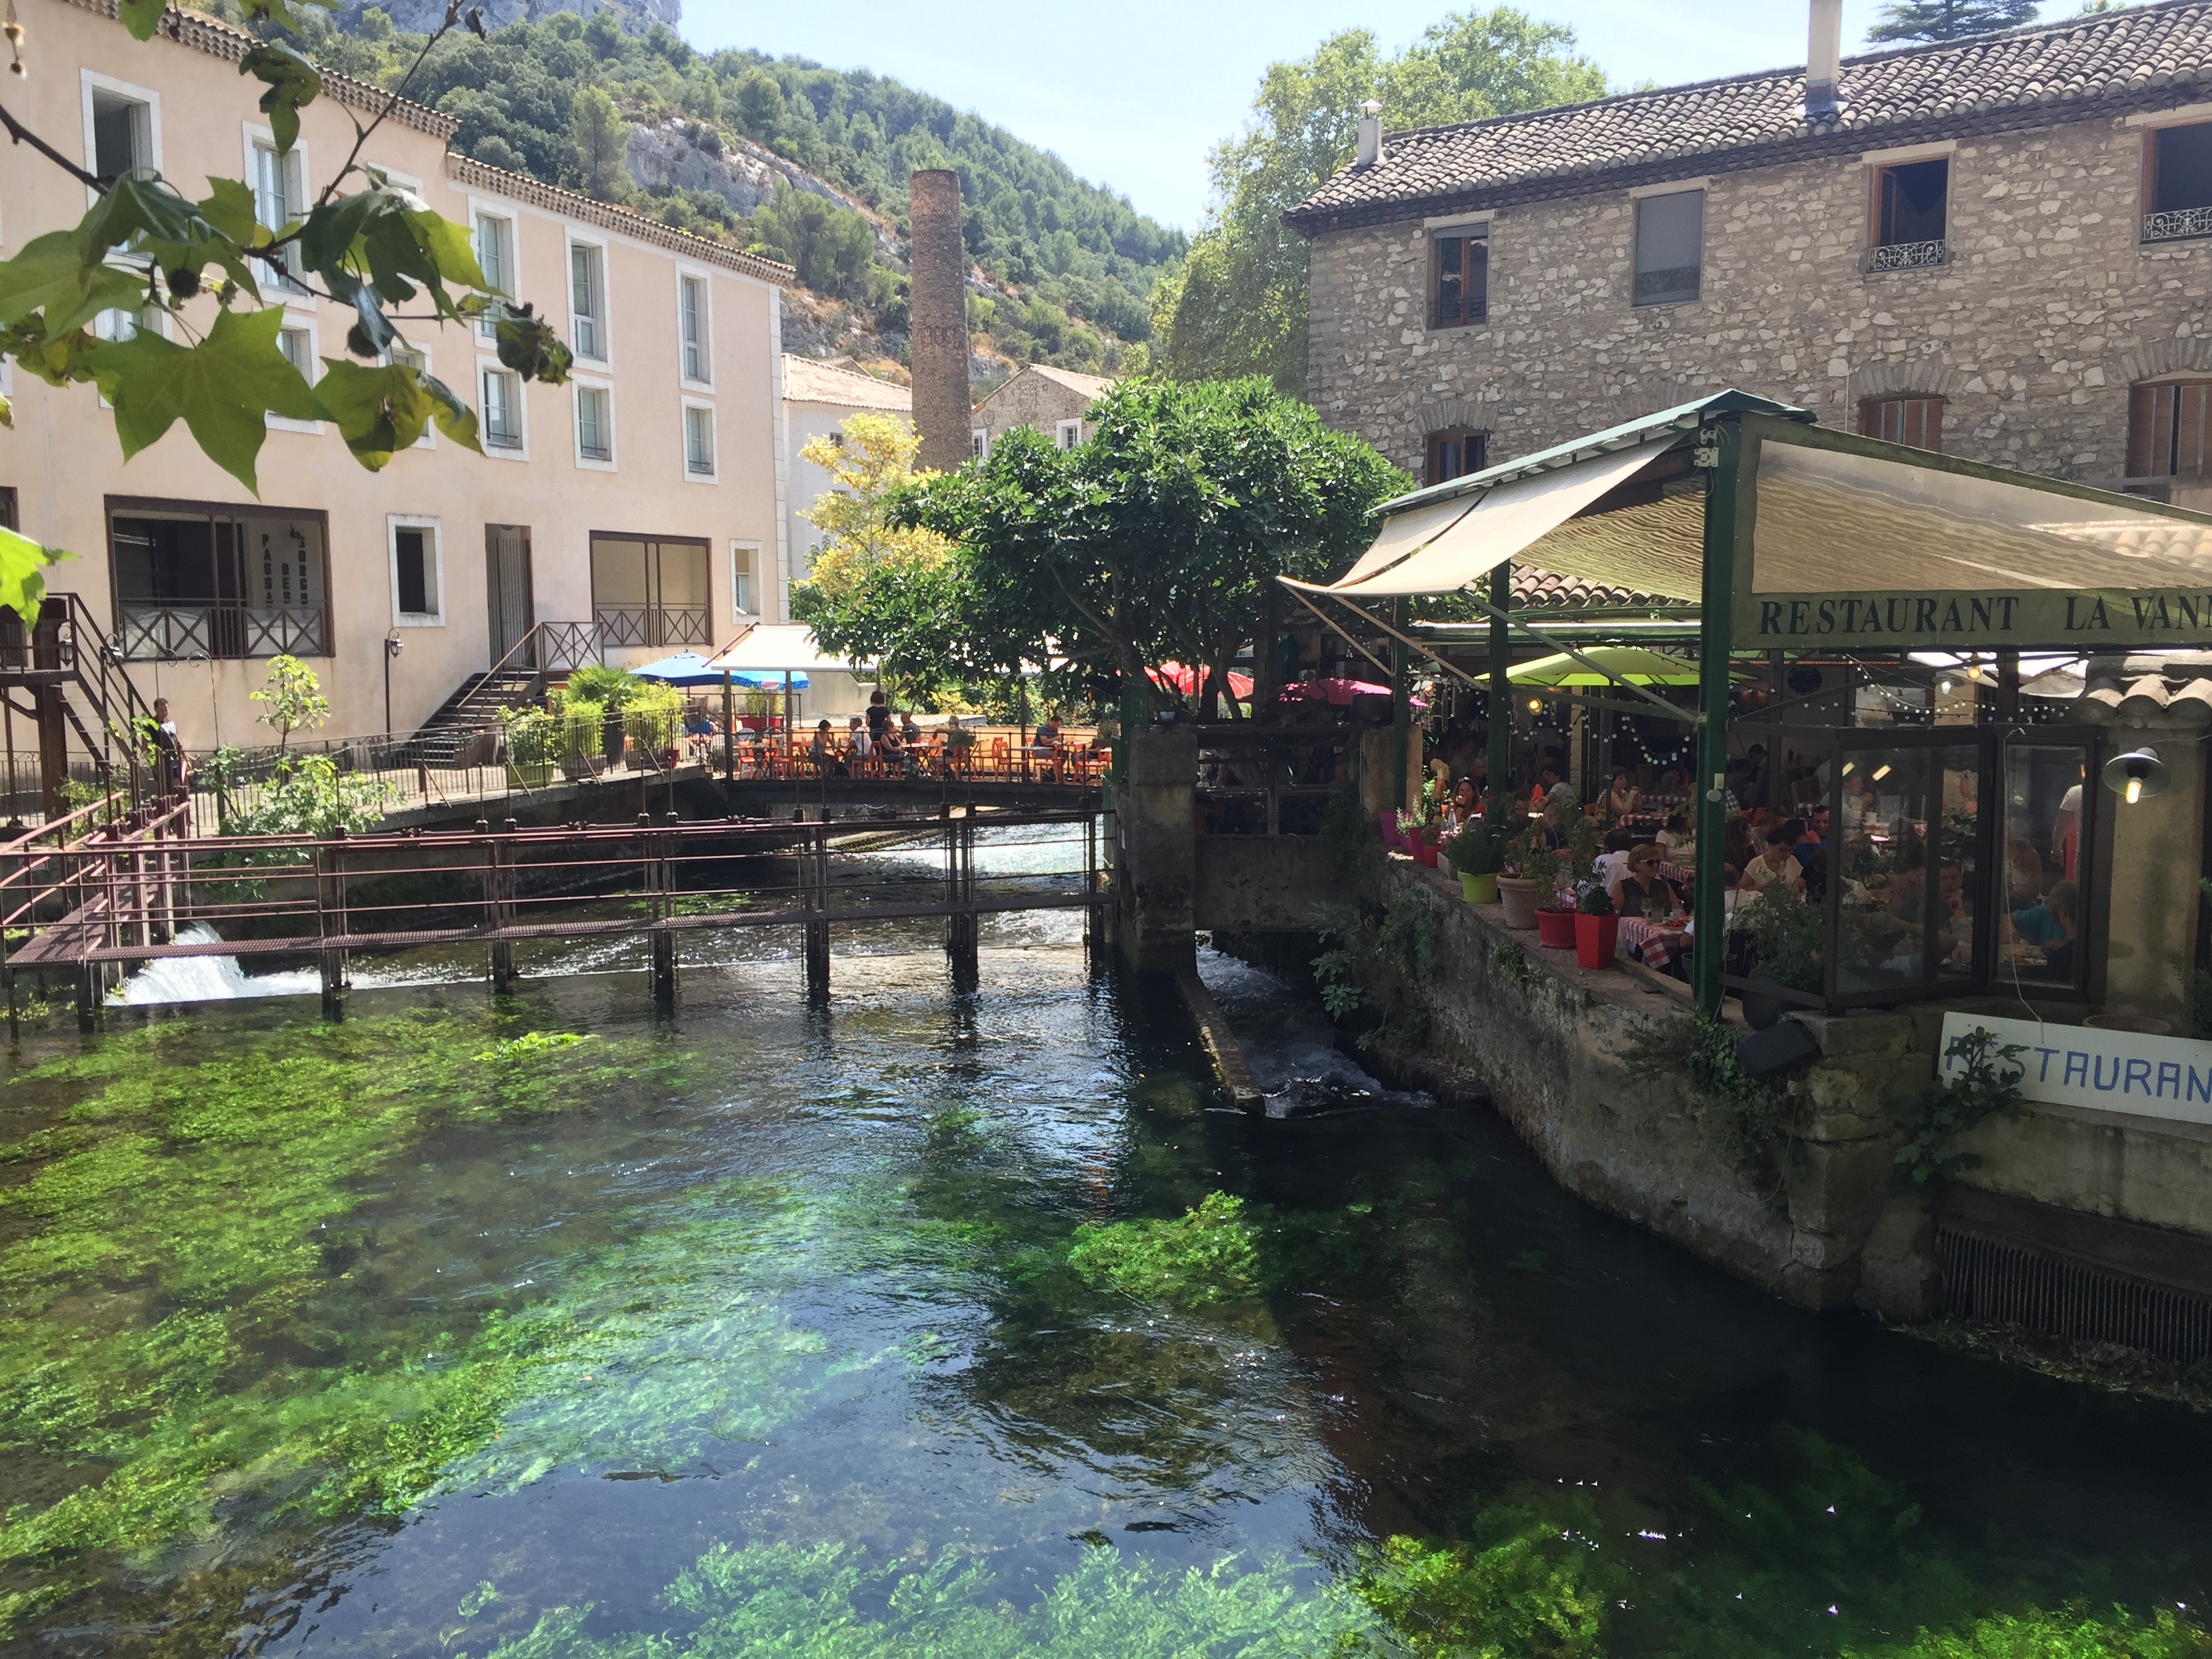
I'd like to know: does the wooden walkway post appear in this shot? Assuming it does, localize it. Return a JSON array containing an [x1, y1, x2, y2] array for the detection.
[[316, 830, 350, 1021], [651, 818, 677, 1010], [946, 806, 978, 990], [802, 819, 830, 1001], [488, 830, 516, 991]]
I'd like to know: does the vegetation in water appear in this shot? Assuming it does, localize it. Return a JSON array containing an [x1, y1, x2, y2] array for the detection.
[[1066, 1192, 1261, 1308]]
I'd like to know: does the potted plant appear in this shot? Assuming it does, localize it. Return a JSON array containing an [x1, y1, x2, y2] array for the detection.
[[1496, 826, 1555, 930], [1447, 819, 1506, 905], [499, 705, 557, 790], [1395, 808, 1428, 862], [550, 691, 605, 779], [1573, 872, 1619, 969], [1736, 888, 1825, 1029], [1529, 832, 1577, 948], [623, 682, 685, 767], [567, 665, 640, 764]]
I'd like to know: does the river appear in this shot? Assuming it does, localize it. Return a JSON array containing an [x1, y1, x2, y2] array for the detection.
[[3, 829, 2210, 1656]]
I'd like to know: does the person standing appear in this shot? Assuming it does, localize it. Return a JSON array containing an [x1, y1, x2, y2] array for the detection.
[[148, 697, 186, 798], [866, 689, 891, 745]]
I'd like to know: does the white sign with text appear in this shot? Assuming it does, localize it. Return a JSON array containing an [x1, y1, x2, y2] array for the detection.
[[1939, 1012, 2212, 1128]]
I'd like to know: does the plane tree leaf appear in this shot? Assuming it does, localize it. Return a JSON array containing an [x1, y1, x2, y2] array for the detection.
[[297, 186, 489, 326], [116, 0, 169, 41], [494, 303, 573, 384], [0, 527, 73, 625], [239, 42, 321, 155], [0, 321, 104, 388], [312, 358, 480, 469], [0, 231, 150, 335], [85, 304, 323, 493]]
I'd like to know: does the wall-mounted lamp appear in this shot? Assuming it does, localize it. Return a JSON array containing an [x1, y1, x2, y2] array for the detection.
[[2102, 745, 2169, 806]]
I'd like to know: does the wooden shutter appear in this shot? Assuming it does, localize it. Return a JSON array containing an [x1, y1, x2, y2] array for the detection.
[[2126, 380, 2212, 477], [2177, 382, 2212, 476], [1859, 396, 1944, 452], [1432, 234, 1488, 329]]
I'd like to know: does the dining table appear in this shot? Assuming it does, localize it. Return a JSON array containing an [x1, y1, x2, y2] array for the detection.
[[1618, 914, 1693, 975]]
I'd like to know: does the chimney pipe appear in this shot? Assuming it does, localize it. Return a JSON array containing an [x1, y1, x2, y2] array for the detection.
[[1806, 0, 1843, 119], [907, 168, 970, 474], [1355, 100, 1384, 169]]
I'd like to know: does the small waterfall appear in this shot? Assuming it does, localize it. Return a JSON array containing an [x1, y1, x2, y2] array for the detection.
[[112, 922, 316, 1004]]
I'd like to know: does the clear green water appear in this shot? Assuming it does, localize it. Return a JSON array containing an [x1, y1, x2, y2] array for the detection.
[[5, 901, 2212, 1656]]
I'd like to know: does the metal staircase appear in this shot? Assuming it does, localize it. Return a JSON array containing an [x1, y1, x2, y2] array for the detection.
[[409, 621, 602, 764], [0, 594, 165, 818]]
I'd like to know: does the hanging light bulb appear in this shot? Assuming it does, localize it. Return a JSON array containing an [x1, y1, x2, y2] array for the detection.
[[2102, 747, 2168, 805]]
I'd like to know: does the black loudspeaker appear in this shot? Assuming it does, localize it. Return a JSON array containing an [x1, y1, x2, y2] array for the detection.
[[1736, 1018, 1820, 1079]]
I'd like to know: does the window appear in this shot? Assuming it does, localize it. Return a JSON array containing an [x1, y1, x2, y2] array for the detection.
[[1870, 158, 1948, 269], [679, 274, 710, 384], [276, 325, 312, 377], [251, 137, 306, 289], [89, 87, 152, 182], [2145, 121, 2212, 243], [108, 501, 329, 661], [1633, 188, 1704, 306], [972, 428, 990, 459], [731, 540, 760, 617], [1054, 418, 1083, 450], [389, 517, 441, 624], [387, 340, 434, 448], [2127, 379, 2212, 480], [1431, 228, 1488, 329], [683, 403, 716, 477], [590, 534, 711, 647], [482, 365, 524, 453], [575, 383, 613, 464], [1860, 395, 1945, 452], [474, 212, 514, 337], [569, 241, 607, 363], [1425, 429, 1487, 486], [0, 487, 17, 532]]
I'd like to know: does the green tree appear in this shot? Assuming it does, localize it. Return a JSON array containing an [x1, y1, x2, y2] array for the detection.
[[0, 0, 571, 498], [251, 654, 332, 751], [1867, 0, 2045, 41], [731, 66, 787, 140], [748, 186, 878, 300], [878, 377, 1408, 714], [569, 85, 631, 201], [1152, 9, 1609, 392]]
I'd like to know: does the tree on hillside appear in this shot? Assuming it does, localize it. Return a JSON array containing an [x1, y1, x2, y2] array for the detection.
[[836, 378, 1408, 714], [748, 186, 878, 300], [1866, 1, 2043, 41], [1151, 9, 1610, 394], [571, 86, 632, 201]]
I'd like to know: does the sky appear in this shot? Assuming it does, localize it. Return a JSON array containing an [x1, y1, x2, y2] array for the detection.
[[680, 0, 1945, 230]]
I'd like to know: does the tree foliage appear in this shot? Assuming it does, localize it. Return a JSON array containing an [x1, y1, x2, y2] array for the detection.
[[1151, 9, 1610, 392], [748, 186, 879, 301], [568, 85, 631, 201], [0, 0, 569, 495], [805, 377, 1406, 712], [1866, 0, 2045, 43], [793, 411, 954, 596]]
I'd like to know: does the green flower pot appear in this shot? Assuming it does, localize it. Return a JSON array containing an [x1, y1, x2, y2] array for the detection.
[[506, 760, 555, 790], [1460, 870, 1498, 905]]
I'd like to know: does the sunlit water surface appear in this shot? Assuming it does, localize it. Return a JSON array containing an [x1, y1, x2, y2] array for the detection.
[[2, 829, 2209, 1656]]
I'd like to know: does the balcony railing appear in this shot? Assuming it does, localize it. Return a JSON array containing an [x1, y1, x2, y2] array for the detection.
[[594, 605, 710, 651], [1866, 239, 1950, 273], [2144, 205, 2212, 245], [118, 604, 328, 662]]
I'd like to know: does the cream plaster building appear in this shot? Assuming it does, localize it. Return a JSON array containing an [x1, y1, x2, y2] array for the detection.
[[1291, 3, 2212, 508], [0, 0, 796, 747], [779, 354, 910, 600]]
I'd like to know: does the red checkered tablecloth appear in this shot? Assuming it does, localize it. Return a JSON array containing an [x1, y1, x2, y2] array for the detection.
[[1619, 916, 1692, 975]]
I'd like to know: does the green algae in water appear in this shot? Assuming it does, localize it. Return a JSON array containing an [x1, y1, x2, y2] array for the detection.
[[1067, 1192, 1261, 1308]]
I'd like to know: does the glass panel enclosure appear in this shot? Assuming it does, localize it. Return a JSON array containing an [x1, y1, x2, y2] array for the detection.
[[1996, 740, 2095, 994], [1830, 737, 1984, 1000]]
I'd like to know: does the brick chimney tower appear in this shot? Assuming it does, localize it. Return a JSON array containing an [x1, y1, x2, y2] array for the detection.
[[907, 169, 970, 473]]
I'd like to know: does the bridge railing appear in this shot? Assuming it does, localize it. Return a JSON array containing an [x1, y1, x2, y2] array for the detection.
[[1192, 724, 1357, 836]]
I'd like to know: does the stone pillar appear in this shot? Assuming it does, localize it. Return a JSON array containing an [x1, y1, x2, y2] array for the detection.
[[1115, 727, 1196, 975], [2087, 702, 2207, 1029], [907, 169, 970, 474]]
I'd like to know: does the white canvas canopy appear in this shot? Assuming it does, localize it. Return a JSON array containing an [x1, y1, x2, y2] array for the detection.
[[703, 623, 859, 676]]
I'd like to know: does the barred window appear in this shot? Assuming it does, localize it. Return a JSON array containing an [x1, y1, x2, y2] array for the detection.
[[1859, 396, 1944, 452]]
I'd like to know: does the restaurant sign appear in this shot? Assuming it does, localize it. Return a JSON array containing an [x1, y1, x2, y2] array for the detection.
[[1738, 588, 2212, 649], [1938, 1012, 2212, 1128]]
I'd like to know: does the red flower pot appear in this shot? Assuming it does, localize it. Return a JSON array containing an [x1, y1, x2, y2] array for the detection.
[[1574, 912, 1620, 969], [1418, 841, 1439, 867], [1535, 907, 1578, 949]]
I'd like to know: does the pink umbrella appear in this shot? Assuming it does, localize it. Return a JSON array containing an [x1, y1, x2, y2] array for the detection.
[[1150, 661, 1256, 699], [1279, 678, 1429, 710]]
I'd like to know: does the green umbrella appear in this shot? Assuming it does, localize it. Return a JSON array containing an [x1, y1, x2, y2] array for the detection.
[[1508, 644, 1729, 687]]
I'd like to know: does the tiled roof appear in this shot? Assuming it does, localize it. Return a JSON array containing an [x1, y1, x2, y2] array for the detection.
[[1288, 2, 2212, 235], [781, 354, 912, 410], [1021, 365, 1114, 400], [2081, 672, 2212, 726], [449, 157, 797, 287], [1510, 567, 1675, 611], [70, 0, 458, 136]]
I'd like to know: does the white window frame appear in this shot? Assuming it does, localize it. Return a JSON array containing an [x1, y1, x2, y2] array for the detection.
[[676, 267, 713, 390], [471, 203, 519, 341], [1054, 418, 1083, 450], [572, 374, 616, 471], [731, 538, 762, 619], [382, 336, 436, 450], [79, 70, 162, 205], [566, 230, 612, 368], [243, 123, 310, 295], [478, 356, 529, 461], [386, 514, 445, 626], [972, 428, 991, 458], [681, 396, 718, 483], [269, 316, 323, 434]]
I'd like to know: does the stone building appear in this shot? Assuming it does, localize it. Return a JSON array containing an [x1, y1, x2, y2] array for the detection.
[[969, 365, 1113, 457], [1290, 2, 2212, 504], [779, 356, 912, 605]]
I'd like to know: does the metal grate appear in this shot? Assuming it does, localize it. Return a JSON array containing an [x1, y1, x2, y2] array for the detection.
[[1866, 239, 1950, 272], [1938, 1225, 2212, 1364], [2144, 205, 2212, 244]]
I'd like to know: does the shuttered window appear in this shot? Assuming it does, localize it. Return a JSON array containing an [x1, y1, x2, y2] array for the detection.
[[1426, 429, 1486, 486], [2128, 380, 2212, 478], [1860, 396, 1944, 452], [1431, 231, 1488, 329]]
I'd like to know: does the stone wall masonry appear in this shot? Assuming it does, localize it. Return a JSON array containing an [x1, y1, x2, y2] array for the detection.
[[1307, 112, 2212, 487], [975, 374, 1097, 446]]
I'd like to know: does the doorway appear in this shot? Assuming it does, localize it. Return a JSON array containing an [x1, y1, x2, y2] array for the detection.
[[486, 524, 534, 665]]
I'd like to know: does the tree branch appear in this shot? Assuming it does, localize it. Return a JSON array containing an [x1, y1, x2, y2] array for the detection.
[[0, 99, 104, 190]]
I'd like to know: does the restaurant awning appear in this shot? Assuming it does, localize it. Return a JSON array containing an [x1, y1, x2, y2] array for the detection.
[[702, 623, 856, 684]]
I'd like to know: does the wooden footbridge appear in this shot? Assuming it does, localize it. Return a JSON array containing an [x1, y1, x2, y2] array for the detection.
[[0, 798, 1106, 1026]]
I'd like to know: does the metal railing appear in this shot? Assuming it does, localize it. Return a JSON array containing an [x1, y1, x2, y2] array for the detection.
[[1193, 726, 1355, 836], [594, 605, 710, 650], [2144, 205, 2212, 245], [1866, 239, 1949, 273], [117, 602, 328, 662]]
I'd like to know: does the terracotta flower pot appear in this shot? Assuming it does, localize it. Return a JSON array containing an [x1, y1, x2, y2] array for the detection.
[[1496, 876, 1542, 929], [1460, 871, 1498, 905], [1535, 906, 1578, 949], [1418, 841, 1439, 867], [1574, 912, 1620, 969]]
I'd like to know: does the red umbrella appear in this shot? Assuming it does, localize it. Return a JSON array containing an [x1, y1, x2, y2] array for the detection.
[[1149, 661, 1255, 699], [1279, 678, 1429, 710]]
